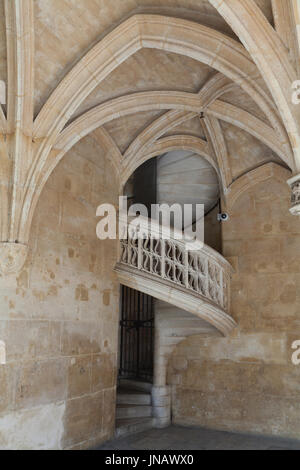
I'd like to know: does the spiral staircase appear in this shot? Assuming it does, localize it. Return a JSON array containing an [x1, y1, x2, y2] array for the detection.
[[114, 150, 237, 437]]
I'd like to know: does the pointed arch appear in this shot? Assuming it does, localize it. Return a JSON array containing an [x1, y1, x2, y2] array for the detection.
[[33, 14, 283, 144], [20, 91, 289, 243], [30, 14, 289, 210], [55, 92, 291, 168], [208, 0, 300, 172], [121, 135, 218, 185], [18, 13, 293, 243]]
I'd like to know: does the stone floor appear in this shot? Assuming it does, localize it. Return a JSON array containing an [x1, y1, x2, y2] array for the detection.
[[97, 425, 300, 450]]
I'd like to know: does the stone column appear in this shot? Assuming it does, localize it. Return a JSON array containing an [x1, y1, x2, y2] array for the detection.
[[152, 313, 172, 428], [151, 385, 171, 428], [288, 174, 300, 215]]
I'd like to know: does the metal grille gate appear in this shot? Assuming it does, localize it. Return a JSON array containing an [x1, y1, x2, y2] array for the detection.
[[119, 286, 154, 383]]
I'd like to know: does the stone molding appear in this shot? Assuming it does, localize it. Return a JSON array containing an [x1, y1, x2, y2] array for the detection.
[[209, 0, 300, 170]]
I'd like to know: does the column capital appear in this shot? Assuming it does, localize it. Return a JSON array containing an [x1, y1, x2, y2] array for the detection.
[[288, 174, 300, 215], [0, 243, 28, 276]]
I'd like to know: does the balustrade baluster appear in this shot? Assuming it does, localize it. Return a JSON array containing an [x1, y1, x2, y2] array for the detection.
[[184, 248, 189, 289], [161, 239, 166, 279], [204, 258, 209, 298], [220, 268, 224, 308], [138, 236, 142, 270]]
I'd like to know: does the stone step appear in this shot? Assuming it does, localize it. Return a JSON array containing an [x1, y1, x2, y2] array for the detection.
[[117, 391, 151, 406], [166, 327, 213, 337], [115, 417, 155, 439], [159, 315, 206, 329], [119, 379, 152, 393], [116, 404, 152, 419]]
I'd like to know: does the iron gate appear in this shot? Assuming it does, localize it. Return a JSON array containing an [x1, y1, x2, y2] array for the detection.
[[119, 286, 154, 383]]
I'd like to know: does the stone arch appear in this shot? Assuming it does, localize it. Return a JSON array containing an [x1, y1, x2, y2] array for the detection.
[[56, 93, 291, 169], [121, 135, 220, 186], [123, 73, 235, 164], [33, 14, 284, 145], [225, 162, 292, 210], [208, 0, 300, 172], [19, 91, 291, 243], [19, 14, 293, 243]]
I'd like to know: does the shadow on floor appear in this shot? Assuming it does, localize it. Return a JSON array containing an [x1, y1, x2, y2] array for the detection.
[[97, 425, 300, 451]]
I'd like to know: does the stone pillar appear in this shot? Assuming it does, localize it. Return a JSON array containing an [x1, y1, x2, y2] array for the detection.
[[152, 385, 171, 428], [152, 313, 172, 428]]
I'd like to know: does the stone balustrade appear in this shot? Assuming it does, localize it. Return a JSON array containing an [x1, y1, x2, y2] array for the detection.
[[118, 216, 232, 315]]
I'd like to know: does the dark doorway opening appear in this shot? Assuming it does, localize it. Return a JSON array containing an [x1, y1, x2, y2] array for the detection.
[[119, 286, 154, 383]]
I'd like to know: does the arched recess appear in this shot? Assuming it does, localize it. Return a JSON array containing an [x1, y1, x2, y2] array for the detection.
[[33, 14, 284, 145], [19, 14, 293, 243], [208, 0, 300, 172], [225, 162, 292, 210], [121, 135, 220, 187], [19, 91, 291, 243]]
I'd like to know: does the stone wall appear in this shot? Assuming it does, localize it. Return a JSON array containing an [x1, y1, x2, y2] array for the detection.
[[0, 134, 119, 449], [169, 175, 300, 439]]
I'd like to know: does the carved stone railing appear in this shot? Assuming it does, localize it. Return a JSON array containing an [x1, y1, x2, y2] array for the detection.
[[117, 216, 233, 315]]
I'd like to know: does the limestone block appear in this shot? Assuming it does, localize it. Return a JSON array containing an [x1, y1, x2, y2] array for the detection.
[[67, 356, 93, 399], [15, 359, 67, 410], [62, 392, 103, 449], [0, 403, 66, 450], [91, 353, 117, 393]]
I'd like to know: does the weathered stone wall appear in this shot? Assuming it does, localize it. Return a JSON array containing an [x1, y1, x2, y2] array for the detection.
[[0, 134, 119, 450], [170, 175, 300, 439]]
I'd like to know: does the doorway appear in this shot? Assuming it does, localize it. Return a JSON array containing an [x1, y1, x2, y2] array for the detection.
[[119, 286, 154, 383]]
